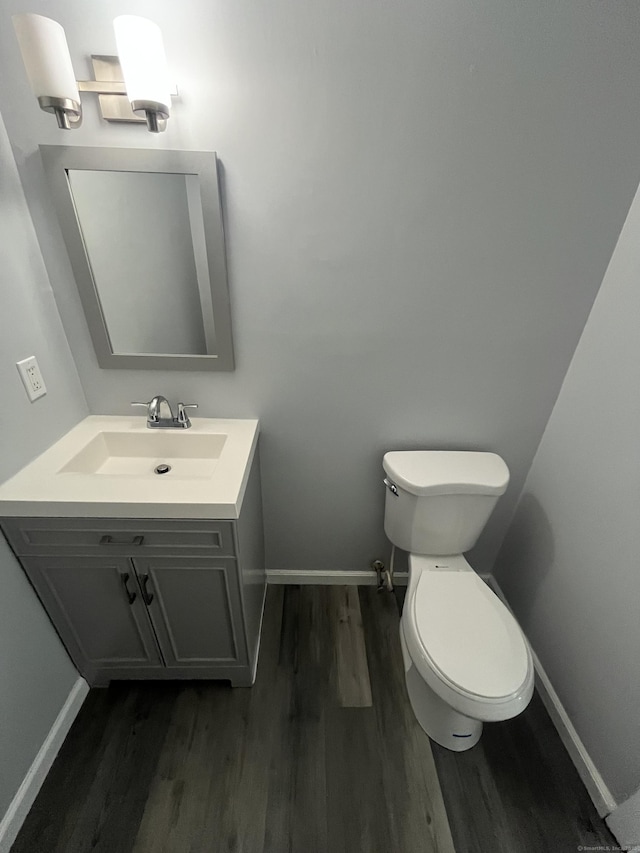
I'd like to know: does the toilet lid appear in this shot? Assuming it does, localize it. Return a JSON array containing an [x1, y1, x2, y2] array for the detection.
[[411, 571, 530, 699]]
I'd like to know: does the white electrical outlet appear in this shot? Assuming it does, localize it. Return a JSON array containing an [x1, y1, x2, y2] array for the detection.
[[16, 356, 47, 402]]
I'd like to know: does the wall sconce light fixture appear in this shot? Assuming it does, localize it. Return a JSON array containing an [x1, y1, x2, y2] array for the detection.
[[13, 13, 176, 133]]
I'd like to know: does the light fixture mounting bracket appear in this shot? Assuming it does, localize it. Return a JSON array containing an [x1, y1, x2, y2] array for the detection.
[[77, 55, 177, 127]]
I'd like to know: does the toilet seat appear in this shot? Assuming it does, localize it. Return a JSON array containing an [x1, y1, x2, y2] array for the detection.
[[402, 558, 534, 722]]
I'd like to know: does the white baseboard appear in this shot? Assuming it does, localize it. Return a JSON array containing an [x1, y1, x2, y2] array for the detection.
[[606, 787, 640, 852], [0, 677, 89, 853], [266, 569, 408, 585], [486, 576, 616, 818]]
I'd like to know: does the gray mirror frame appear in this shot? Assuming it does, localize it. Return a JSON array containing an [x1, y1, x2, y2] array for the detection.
[[39, 145, 234, 371]]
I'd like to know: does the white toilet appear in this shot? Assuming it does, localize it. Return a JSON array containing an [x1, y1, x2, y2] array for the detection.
[[382, 450, 534, 751]]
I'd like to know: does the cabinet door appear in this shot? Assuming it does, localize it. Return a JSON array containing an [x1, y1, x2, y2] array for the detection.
[[23, 556, 163, 682], [133, 557, 248, 668]]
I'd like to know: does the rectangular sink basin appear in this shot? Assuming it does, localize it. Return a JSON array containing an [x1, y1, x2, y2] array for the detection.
[[58, 431, 227, 479], [0, 416, 259, 519]]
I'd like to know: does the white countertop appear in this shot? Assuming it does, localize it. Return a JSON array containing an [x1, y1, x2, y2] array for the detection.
[[0, 416, 260, 520]]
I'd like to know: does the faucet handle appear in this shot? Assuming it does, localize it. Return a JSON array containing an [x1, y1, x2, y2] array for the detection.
[[131, 400, 159, 423], [177, 403, 198, 427]]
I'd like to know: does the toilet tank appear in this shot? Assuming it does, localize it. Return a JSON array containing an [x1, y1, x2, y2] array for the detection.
[[382, 451, 509, 555]]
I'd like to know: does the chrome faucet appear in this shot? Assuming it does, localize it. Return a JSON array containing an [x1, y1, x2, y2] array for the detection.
[[131, 395, 198, 429]]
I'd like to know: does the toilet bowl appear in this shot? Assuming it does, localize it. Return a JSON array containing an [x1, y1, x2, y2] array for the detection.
[[382, 450, 534, 751], [400, 553, 533, 749]]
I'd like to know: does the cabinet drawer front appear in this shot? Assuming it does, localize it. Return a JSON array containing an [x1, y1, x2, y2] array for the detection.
[[1, 518, 235, 557]]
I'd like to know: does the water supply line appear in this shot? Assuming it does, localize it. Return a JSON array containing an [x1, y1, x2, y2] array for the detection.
[[373, 549, 396, 592], [385, 544, 396, 592], [381, 476, 398, 592]]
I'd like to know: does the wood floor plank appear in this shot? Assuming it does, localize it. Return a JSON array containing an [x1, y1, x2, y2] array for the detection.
[[331, 585, 373, 708], [262, 585, 329, 853], [132, 683, 246, 853], [12, 683, 176, 853], [222, 584, 284, 853], [325, 706, 393, 853], [359, 587, 456, 853], [61, 686, 172, 853], [10, 687, 116, 853]]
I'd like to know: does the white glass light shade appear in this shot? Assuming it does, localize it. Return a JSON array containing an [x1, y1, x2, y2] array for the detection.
[[12, 14, 79, 101], [114, 16, 171, 115]]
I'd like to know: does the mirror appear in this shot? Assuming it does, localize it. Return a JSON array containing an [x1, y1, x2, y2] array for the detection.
[[39, 146, 234, 371]]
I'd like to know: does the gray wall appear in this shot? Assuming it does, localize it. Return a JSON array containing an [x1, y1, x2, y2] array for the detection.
[[0, 113, 88, 817], [494, 183, 640, 803], [1, 0, 640, 574]]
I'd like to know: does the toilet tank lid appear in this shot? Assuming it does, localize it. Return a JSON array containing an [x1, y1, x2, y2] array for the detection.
[[383, 451, 509, 496]]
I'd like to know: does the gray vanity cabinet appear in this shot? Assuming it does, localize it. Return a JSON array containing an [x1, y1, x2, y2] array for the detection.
[[1, 450, 266, 688], [19, 555, 248, 685], [20, 556, 164, 682]]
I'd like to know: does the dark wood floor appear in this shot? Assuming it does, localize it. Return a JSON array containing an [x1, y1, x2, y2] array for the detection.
[[12, 585, 617, 853]]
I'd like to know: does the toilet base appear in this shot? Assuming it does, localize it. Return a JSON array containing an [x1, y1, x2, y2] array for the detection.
[[400, 625, 482, 752]]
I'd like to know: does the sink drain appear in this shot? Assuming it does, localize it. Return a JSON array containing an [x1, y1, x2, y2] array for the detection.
[[154, 463, 171, 475]]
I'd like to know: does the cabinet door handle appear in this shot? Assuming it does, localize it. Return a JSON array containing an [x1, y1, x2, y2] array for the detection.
[[100, 534, 145, 547], [140, 574, 154, 606], [120, 572, 137, 605]]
